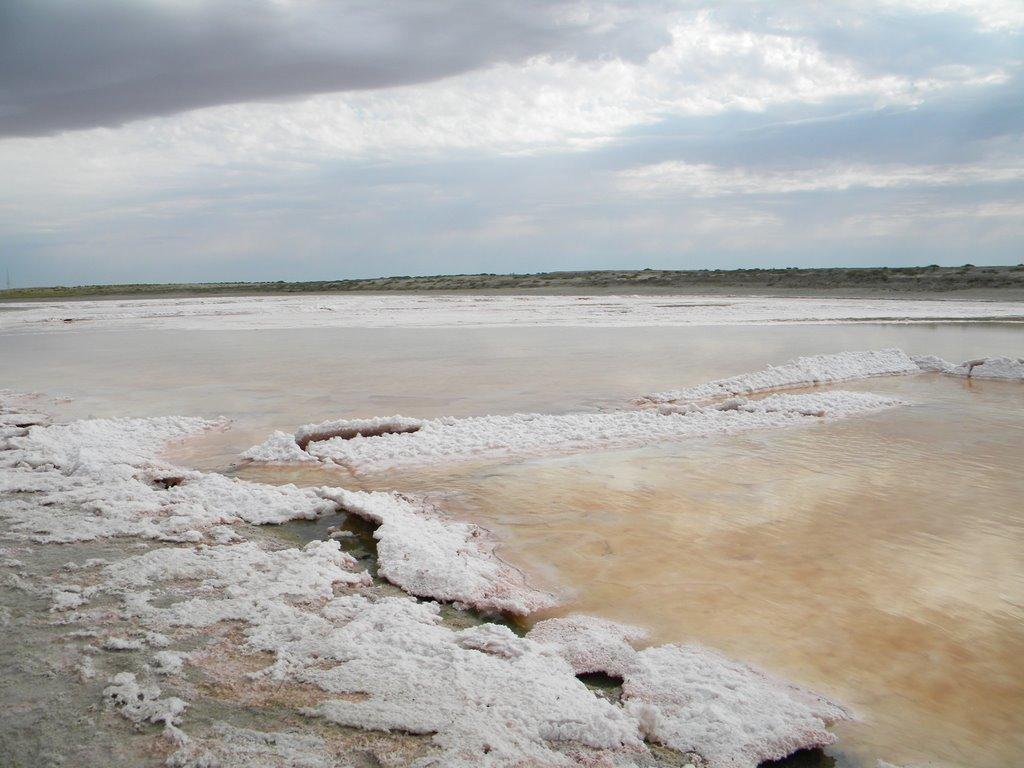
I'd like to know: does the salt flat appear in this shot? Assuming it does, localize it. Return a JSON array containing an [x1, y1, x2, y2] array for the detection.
[[0, 292, 1021, 333]]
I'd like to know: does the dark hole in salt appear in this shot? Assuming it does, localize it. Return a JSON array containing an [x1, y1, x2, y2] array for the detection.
[[152, 476, 185, 490], [576, 672, 624, 703], [280, 510, 382, 579], [576, 671, 623, 688], [277, 508, 528, 633], [760, 748, 836, 768]]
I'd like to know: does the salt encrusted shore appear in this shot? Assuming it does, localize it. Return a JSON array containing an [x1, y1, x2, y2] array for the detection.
[[639, 349, 921, 404], [10, 346, 1019, 767], [245, 350, 1022, 474], [0, 386, 861, 767], [912, 354, 1024, 380], [1, 293, 1023, 334], [245, 390, 904, 473], [639, 349, 1024, 405], [318, 487, 555, 615]]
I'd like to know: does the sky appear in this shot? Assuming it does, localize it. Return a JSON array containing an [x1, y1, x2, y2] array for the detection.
[[1, 1, 1022, 287]]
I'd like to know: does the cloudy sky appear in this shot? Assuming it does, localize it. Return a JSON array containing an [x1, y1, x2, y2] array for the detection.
[[1, 1, 1022, 286]]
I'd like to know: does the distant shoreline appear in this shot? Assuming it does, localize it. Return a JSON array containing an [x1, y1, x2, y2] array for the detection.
[[3, 265, 1024, 302]]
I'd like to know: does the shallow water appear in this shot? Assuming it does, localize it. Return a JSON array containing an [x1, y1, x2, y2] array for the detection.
[[2, 321, 1022, 767], [350, 375, 1024, 768]]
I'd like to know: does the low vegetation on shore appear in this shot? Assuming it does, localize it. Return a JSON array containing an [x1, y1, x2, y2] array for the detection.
[[4, 264, 1024, 300]]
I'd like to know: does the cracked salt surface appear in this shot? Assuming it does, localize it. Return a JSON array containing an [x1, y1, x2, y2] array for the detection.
[[1, 346, 1021, 767]]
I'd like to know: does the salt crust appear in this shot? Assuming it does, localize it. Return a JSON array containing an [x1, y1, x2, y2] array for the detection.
[[643, 350, 1024, 405], [104, 671, 188, 726], [528, 616, 849, 768], [912, 354, 1024, 380], [0, 417, 342, 543], [621, 644, 849, 768], [318, 487, 555, 615], [641, 349, 921, 404], [1, 376, 878, 767], [295, 415, 424, 448], [2, 294, 1022, 334], [247, 390, 902, 473], [152, 650, 188, 676], [166, 724, 334, 768], [528, 614, 649, 676]]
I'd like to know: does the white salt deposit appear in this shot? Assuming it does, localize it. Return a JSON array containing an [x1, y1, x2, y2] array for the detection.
[[318, 488, 555, 615], [167, 724, 332, 768], [2, 294, 1021, 334], [102, 636, 146, 651], [528, 616, 851, 768], [101, 540, 370, 629], [0, 417, 343, 543], [527, 614, 649, 676], [249, 390, 902, 473], [295, 415, 424, 448], [621, 644, 850, 768], [50, 586, 91, 612], [240, 430, 321, 463], [253, 594, 646, 767], [0, 389, 51, 430], [152, 650, 188, 676], [103, 671, 188, 726], [913, 354, 1024, 380], [640, 349, 921, 404]]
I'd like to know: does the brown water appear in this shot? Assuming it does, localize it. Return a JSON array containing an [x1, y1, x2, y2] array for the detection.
[[3, 322, 1022, 767]]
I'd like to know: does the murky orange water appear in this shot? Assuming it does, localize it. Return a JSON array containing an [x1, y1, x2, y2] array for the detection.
[[339, 375, 1023, 768], [3, 322, 1022, 767]]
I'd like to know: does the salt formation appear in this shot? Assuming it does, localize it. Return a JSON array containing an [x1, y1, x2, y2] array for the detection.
[[166, 724, 335, 768], [1, 388, 51, 441], [319, 488, 555, 615], [101, 539, 370, 629], [104, 672, 188, 726], [266, 595, 646, 767], [640, 349, 920, 405], [2, 293, 1022, 334], [152, 650, 188, 675], [621, 645, 849, 768], [913, 354, 1024, 380], [531, 617, 850, 768], [241, 429, 322, 463], [1, 379, 888, 767], [295, 415, 423, 448], [0, 417, 342, 543], [528, 614, 648, 676], [246, 390, 902, 472]]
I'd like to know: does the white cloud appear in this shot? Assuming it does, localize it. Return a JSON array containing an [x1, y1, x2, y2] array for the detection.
[[833, 200, 1024, 238], [618, 159, 1024, 197], [880, 0, 1024, 31], [2, 1, 1022, 283], [0, 8, 1010, 206]]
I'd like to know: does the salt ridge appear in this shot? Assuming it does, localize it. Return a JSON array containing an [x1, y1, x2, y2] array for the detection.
[[642, 350, 1024, 405], [318, 487, 555, 615], [639, 348, 920, 404], [246, 390, 903, 473], [913, 354, 1024, 380]]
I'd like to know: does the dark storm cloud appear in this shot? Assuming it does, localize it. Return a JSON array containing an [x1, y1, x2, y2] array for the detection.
[[0, 0, 670, 137]]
